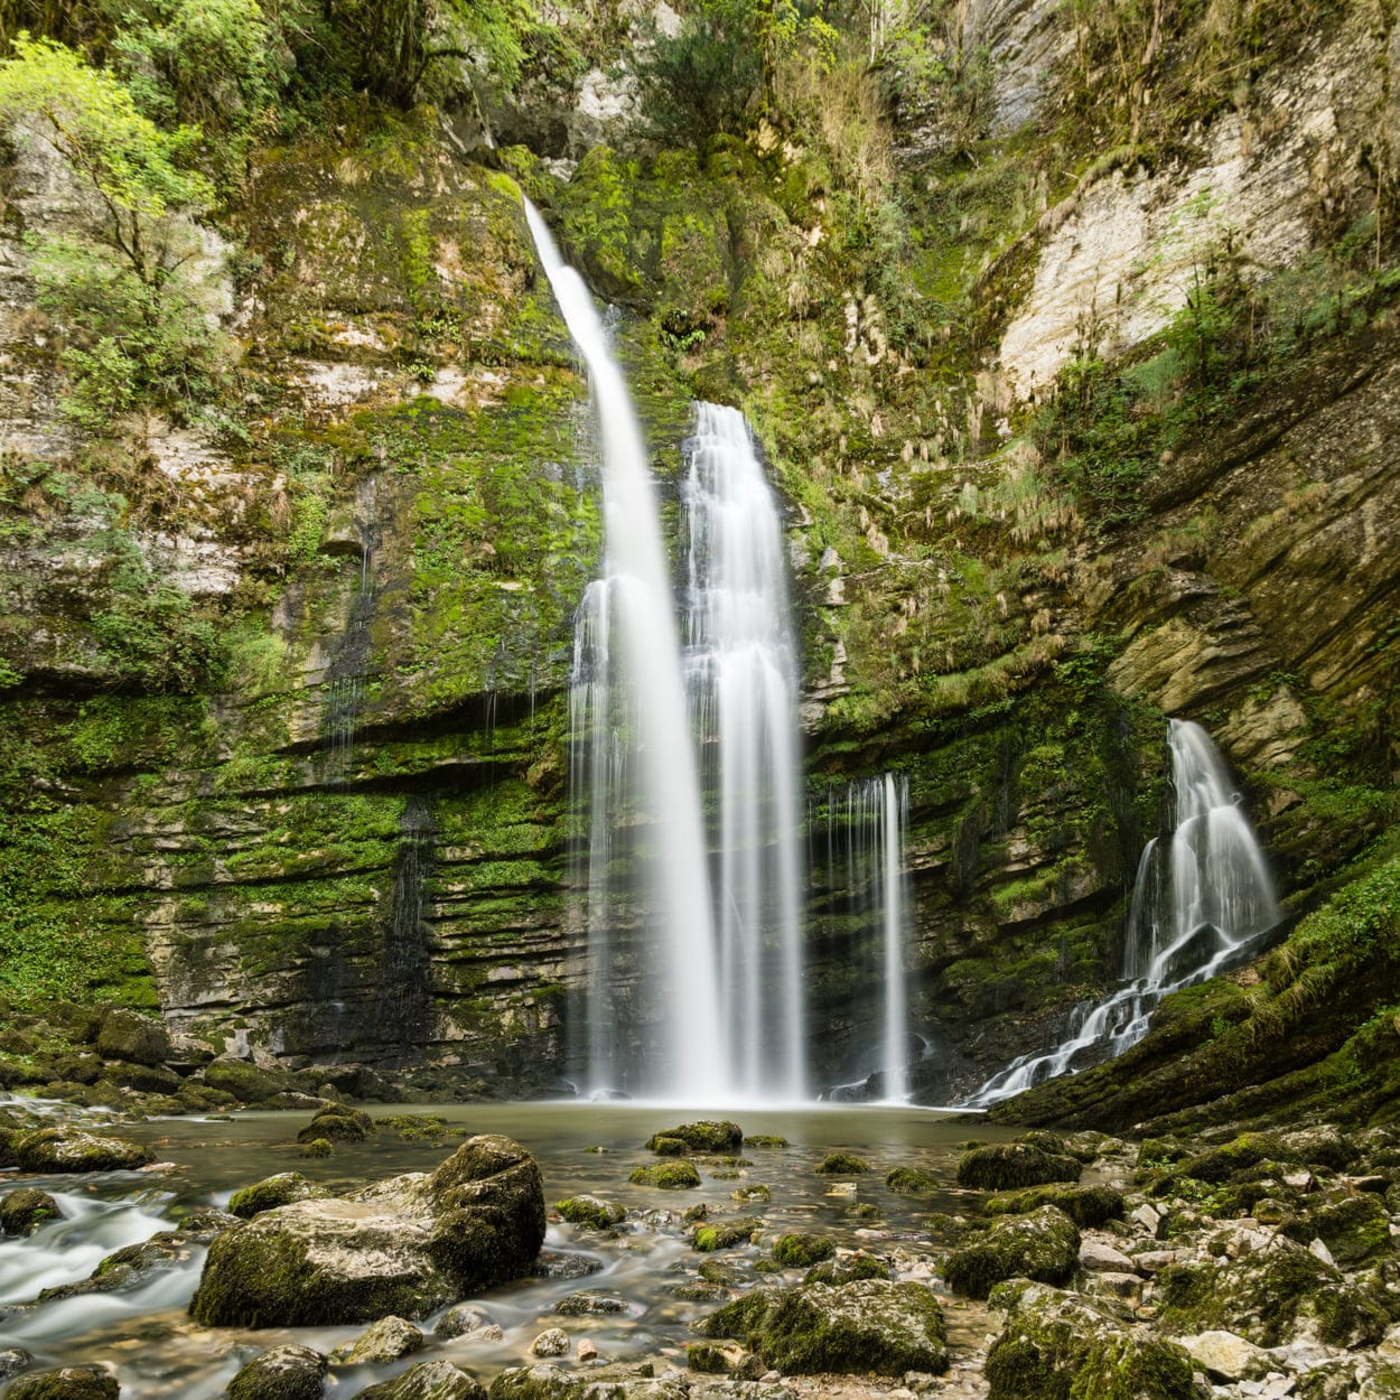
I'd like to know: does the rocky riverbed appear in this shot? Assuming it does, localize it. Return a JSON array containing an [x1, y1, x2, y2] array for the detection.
[[0, 1100, 1397, 1398]]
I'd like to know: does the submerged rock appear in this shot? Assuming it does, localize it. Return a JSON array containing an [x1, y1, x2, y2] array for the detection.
[[692, 1217, 762, 1251], [644, 1122, 742, 1153], [814, 1153, 870, 1175], [803, 1252, 890, 1285], [228, 1172, 331, 1220], [434, 1303, 496, 1339], [885, 1166, 937, 1193], [986, 1281, 1196, 1400], [297, 1105, 374, 1144], [956, 1142, 1081, 1191], [553, 1290, 626, 1316], [351, 1361, 485, 1400], [190, 1134, 546, 1327], [530, 1328, 569, 1357], [13, 1129, 152, 1174], [226, 1345, 326, 1400], [943, 1205, 1080, 1299], [0, 1187, 61, 1235]]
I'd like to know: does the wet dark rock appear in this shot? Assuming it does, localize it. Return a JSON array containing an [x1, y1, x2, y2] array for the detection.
[[0, 1348, 32, 1380], [5, 1368, 119, 1400], [943, 1205, 1080, 1299], [434, 1303, 495, 1338], [0, 1187, 61, 1236], [200, 1058, 293, 1104], [956, 1143, 1081, 1191], [644, 1121, 742, 1153], [229, 1173, 331, 1220], [173, 1207, 239, 1243], [554, 1195, 625, 1229], [40, 1234, 191, 1301], [885, 1166, 937, 1193], [226, 1344, 326, 1400], [533, 1250, 604, 1280], [986, 1281, 1196, 1400], [100, 1061, 181, 1095], [744, 1135, 788, 1149], [95, 1009, 169, 1068], [351, 1361, 486, 1400], [692, 1217, 762, 1251], [14, 1129, 152, 1174], [191, 1134, 546, 1326], [803, 1252, 890, 1284]]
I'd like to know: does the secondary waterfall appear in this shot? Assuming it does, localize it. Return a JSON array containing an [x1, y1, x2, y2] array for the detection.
[[822, 774, 911, 1101], [966, 719, 1279, 1106], [528, 204, 805, 1100], [527, 201, 722, 1100], [682, 404, 805, 1100]]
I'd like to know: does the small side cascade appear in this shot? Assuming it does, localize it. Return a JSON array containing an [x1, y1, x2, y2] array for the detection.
[[824, 773, 912, 1102], [965, 718, 1279, 1106]]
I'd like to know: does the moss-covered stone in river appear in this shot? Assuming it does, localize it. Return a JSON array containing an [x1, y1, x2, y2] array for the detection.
[[957, 1143, 1082, 1191], [984, 1184, 1125, 1229], [628, 1160, 701, 1189], [943, 1205, 1079, 1300], [229, 1173, 331, 1220], [645, 1120, 742, 1153], [555, 1195, 625, 1230]]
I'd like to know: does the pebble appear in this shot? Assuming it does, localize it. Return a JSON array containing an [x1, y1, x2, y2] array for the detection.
[[1131, 1203, 1162, 1236], [578, 1339, 598, 1361], [531, 1328, 570, 1357]]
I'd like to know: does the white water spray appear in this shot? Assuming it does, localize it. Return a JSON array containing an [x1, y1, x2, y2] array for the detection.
[[966, 719, 1278, 1106]]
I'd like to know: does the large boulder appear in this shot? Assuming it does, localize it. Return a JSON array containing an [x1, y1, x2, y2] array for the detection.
[[13, 1129, 152, 1174], [190, 1134, 545, 1327], [201, 1057, 290, 1104], [943, 1205, 1080, 1300], [0, 1187, 61, 1235], [643, 1121, 741, 1153], [701, 1278, 947, 1376], [95, 1009, 169, 1068], [986, 1281, 1197, 1400]]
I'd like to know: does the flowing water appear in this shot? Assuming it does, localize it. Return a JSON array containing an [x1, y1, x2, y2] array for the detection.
[[965, 719, 1279, 1106], [819, 775, 913, 1102], [0, 1104, 1006, 1397], [681, 404, 805, 1101]]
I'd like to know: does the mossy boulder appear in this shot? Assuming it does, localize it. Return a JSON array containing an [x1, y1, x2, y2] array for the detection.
[[299, 1139, 333, 1159], [1279, 1124, 1360, 1171], [555, 1195, 625, 1230], [352, 1361, 486, 1400], [744, 1134, 788, 1148], [1169, 1133, 1292, 1186], [0, 1187, 61, 1235], [228, 1173, 331, 1220], [986, 1282, 1197, 1400], [739, 1279, 948, 1376], [95, 1008, 170, 1068], [943, 1205, 1080, 1300], [647, 1136, 688, 1157], [956, 1143, 1081, 1191], [14, 1129, 152, 1174], [296, 1104, 374, 1144], [984, 1184, 1125, 1229], [804, 1253, 890, 1285], [645, 1121, 742, 1153], [1277, 1191, 1391, 1264], [201, 1057, 290, 1104], [190, 1134, 545, 1326], [886, 1166, 937, 1194], [38, 1234, 191, 1300], [628, 1160, 700, 1188], [1158, 1236, 1389, 1347], [815, 1152, 870, 1175], [226, 1345, 326, 1400], [693, 1217, 762, 1251], [772, 1233, 836, 1268], [4, 1369, 119, 1400]]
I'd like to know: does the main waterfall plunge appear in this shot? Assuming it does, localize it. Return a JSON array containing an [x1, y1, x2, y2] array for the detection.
[[529, 203, 807, 1101]]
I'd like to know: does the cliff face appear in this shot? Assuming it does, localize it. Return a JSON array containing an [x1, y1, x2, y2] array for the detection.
[[0, 0, 1396, 1103]]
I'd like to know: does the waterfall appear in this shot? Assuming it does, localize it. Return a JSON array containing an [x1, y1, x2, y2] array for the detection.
[[965, 718, 1279, 1106], [526, 200, 723, 1100], [823, 774, 911, 1101], [682, 404, 806, 1100]]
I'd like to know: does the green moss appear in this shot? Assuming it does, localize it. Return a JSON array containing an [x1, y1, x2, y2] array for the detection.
[[943, 1206, 1079, 1300], [957, 1144, 1081, 1191], [815, 1152, 870, 1176], [228, 1173, 329, 1220], [984, 1185, 1124, 1230], [629, 1160, 701, 1188], [772, 1233, 835, 1268], [645, 1120, 743, 1153], [694, 1217, 762, 1251], [886, 1166, 937, 1194], [555, 1195, 625, 1230]]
